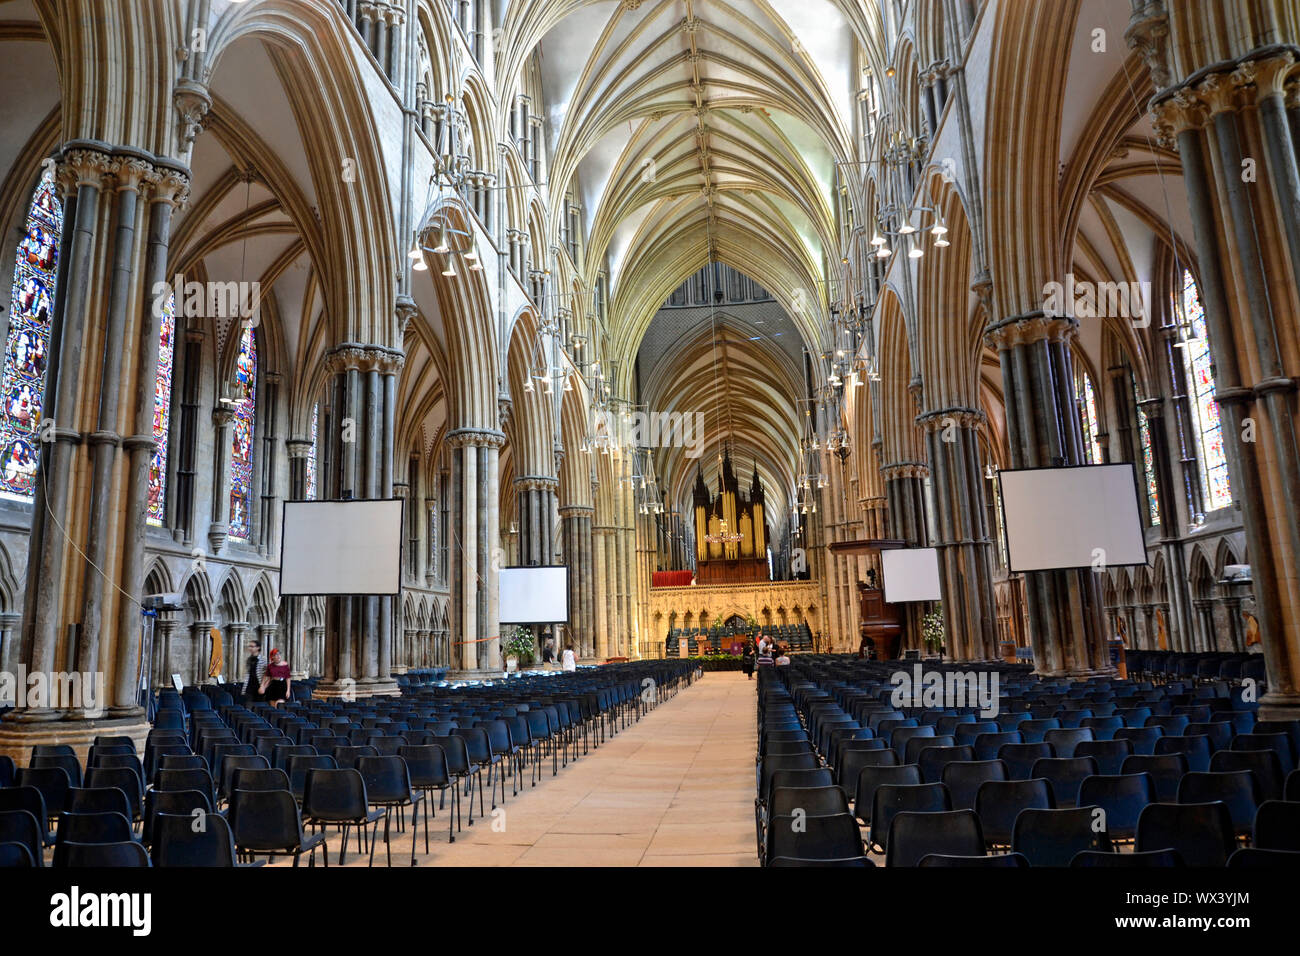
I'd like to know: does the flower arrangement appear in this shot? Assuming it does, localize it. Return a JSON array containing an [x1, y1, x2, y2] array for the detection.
[[921, 605, 946, 653], [504, 627, 536, 665]]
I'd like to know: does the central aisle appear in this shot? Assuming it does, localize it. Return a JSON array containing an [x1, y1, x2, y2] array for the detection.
[[389, 671, 758, 866]]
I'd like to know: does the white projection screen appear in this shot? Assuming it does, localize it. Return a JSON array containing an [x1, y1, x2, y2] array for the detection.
[[499, 566, 570, 624], [280, 499, 404, 596], [881, 547, 943, 603], [999, 464, 1147, 573]]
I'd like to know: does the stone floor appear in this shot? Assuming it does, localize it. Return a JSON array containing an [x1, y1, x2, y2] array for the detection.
[[283, 670, 759, 867]]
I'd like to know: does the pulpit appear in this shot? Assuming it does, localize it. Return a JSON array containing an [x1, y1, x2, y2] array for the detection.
[[858, 581, 902, 659]]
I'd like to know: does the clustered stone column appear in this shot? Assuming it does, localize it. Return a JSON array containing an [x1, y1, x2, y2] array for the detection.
[[315, 344, 404, 697], [0, 141, 189, 761], [1144, 41, 1300, 718], [881, 460, 931, 653], [446, 428, 505, 672], [984, 313, 1108, 676], [559, 505, 595, 658], [917, 407, 999, 660], [592, 523, 615, 659], [515, 475, 558, 565]]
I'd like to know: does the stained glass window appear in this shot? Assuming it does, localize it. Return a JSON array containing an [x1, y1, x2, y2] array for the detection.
[[1076, 367, 1102, 464], [147, 293, 176, 525], [1175, 269, 1231, 512], [1, 178, 62, 500], [229, 325, 257, 540], [1137, 401, 1160, 526], [305, 402, 318, 500]]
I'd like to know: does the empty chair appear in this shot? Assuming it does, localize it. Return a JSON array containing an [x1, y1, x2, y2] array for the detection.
[[975, 778, 1054, 848], [1186, 721, 1235, 753], [1233, 733, 1296, 775], [1071, 848, 1185, 867], [142, 789, 212, 847], [973, 732, 1021, 762], [81, 767, 142, 822], [16, 767, 71, 819], [1253, 800, 1300, 851], [356, 756, 423, 867], [1147, 714, 1190, 736], [154, 768, 217, 807], [400, 744, 459, 847], [230, 767, 291, 794], [88, 754, 143, 793], [1043, 727, 1095, 758], [765, 813, 866, 866], [1136, 802, 1236, 867], [997, 742, 1054, 781], [941, 761, 1008, 811], [53, 811, 134, 859], [0, 810, 45, 868], [1012, 806, 1112, 867], [869, 783, 951, 852], [66, 787, 131, 819], [838, 748, 900, 793], [1032, 756, 1099, 808], [1154, 735, 1213, 773], [953, 721, 1000, 746], [1178, 770, 1259, 838], [0, 842, 35, 868], [1081, 716, 1124, 740], [767, 855, 874, 867], [935, 714, 977, 737], [853, 764, 922, 825], [230, 789, 326, 866], [904, 734, 954, 766], [886, 809, 985, 867], [1115, 726, 1164, 755], [1121, 753, 1189, 803], [1211, 750, 1286, 801], [1075, 739, 1133, 776], [1253, 720, 1300, 763], [30, 754, 82, 790], [1016, 718, 1061, 744], [56, 841, 151, 867], [918, 745, 974, 784], [152, 812, 238, 867], [1078, 773, 1156, 842], [155, 753, 207, 778], [301, 769, 385, 865], [889, 725, 935, 760]]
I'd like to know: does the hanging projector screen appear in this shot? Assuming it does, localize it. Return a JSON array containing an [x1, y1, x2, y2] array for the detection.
[[280, 499, 404, 596], [999, 464, 1147, 573], [499, 566, 570, 624], [881, 547, 943, 603]]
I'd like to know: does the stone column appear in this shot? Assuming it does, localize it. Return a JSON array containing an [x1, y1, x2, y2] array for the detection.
[[155, 617, 180, 690], [208, 406, 234, 554], [1137, 396, 1197, 653], [882, 461, 931, 654], [918, 407, 1000, 661], [984, 313, 1109, 676], [190, 621, 214, 687], [592, 526, 612, 659], [1146, 52, 1300, 717], [315, 345, 403, 697], [560, 505, 594, 658], [446, 428, 505, 671]]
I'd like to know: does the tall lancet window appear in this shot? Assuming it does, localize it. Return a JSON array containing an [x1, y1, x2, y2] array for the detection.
[[1137, 400, 1160, 527], [1075, 364, 1102, 464], [147, 293, 177, 525], [306, 402, 318, 500], [1, 178, 62, 500], [229, 325, 257, 540], [1174, 269, 1231, 512]]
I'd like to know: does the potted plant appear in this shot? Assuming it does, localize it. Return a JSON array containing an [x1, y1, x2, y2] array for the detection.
[[921, 605, 946, 656], [504, 627, 536, 671]]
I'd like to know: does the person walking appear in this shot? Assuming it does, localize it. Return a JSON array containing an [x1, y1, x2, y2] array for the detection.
[[244, 639, 266, 703], [742, 641, 756, 680], [263, 647, 291, 708]]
